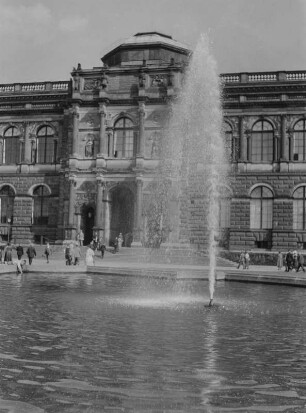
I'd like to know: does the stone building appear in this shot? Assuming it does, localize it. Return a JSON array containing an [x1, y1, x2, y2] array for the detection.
[[0, 31, 305, 250]]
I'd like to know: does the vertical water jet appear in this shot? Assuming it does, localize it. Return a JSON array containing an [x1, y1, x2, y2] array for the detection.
[[145, 34, 229, 303]]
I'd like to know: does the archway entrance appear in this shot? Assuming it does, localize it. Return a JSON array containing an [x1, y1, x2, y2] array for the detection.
[[109, 186, 134, 246], [81, 205, 95, 246]]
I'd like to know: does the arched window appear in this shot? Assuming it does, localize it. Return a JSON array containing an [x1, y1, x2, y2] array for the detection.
[[292, 120, 306, 161], [113, 118, 135, 158], [250, 120, 274, 162], [33, 186, 50, 225], [36, 126, 56, 164], [3, 127, 22, 164], [0, 186, 14, 223], [293, 186, 306, 230], [224, 122, 234, 161], [250, 186, 273, 229]]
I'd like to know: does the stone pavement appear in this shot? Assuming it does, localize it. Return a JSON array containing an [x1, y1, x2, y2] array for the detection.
[[0, 246, 305, 287]]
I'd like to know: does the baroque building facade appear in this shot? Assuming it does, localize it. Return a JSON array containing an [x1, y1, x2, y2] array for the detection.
[[0, 32, 306, 250]]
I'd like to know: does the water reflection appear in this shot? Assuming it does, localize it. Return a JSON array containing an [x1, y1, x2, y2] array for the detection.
[[0, 275, 306, 412]]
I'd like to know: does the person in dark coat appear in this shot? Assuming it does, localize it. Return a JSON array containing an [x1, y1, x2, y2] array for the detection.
[[285, 250, 293, 272], [26, 243, 36, 265], [16, 244, 24, 260], [296, 253, 305, 272]]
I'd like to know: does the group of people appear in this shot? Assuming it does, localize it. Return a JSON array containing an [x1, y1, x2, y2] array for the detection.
[[237, 250, 251, 269], [0, 242, 37, 275], [64, 242, 82, 266], [278, 250, 305, 272]]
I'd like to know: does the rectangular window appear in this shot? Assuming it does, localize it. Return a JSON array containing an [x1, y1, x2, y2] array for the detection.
[[4, 138, 20, 164], [250, 199, 261, 228], [293, 199, 304, 230], [262, 133, 273, 162], [261, 199, 273, 229]]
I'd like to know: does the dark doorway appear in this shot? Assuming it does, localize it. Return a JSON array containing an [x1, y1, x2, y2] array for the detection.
[[82, 205, 95, 246], [110, 187, 134, 246]]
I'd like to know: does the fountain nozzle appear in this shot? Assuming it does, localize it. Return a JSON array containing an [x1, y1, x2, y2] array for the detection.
[[208, 299, 213, 307]]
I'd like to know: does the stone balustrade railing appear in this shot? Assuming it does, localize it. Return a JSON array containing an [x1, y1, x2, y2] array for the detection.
[[0, 81, 70, 94], [221, 71, 306, 83]]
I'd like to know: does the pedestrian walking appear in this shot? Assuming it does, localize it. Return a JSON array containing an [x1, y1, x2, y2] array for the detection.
[[118, 233, 123, 249], [237, 251, 245, 269], [44, 242, 51, 263], [26, 243, 36, 265], [244, 251, 250, 269], [85, 245, 95, 266], [73, 243, 81, 265], [16, 244, 24, 260], [98, 238, 106, 258], [296, 253, 305, 272], [79, 229, 84, 247], [277, 251, 283, 270], [65, 245, 72, 265], [293, 250, 298, 270], [4, 243, 13, 264], [285, 250, 293, 272]]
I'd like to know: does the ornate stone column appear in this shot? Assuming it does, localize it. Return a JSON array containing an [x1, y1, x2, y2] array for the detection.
[[239, 117, 247, 162], [108, 131, 113, 157], [137, 102, 145, 157], [0, 136, 3, 165], [281, 115, 288, 161], [71, 106, 80, 157], [232, 132, 239, 162], [134, 178, 143, 243], [66, 175, 77, 240], [274, 132, 280, 163], [93, 175, 105, 240], [288, 128, 293, 161], [98, 103, 107, 156], [24, 122, 32, 163]]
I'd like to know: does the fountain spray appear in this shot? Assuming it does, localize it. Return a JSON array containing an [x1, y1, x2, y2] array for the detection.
[[145, 34, 228, 305]]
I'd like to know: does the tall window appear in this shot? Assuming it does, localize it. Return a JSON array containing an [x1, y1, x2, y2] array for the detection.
[[293, 186, 306, 230], [292, 120, 306, 161], [33, 186, 50, 225], [250, 186, 273, 229], [3, 127, 22, 164], [0, 186, 14, 223], [250, 120, 274, 162], [224, 122, 234, 161], [113, 118, 135, 158], [36, 126, 56, 164]]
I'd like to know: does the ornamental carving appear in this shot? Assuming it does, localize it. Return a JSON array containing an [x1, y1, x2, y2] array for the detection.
[[84, 79, 102, 91], [150, 75, 167, 87], [80, 112, 99, 127], [75, 192, 96, 205], [146, 131, 161, 159]]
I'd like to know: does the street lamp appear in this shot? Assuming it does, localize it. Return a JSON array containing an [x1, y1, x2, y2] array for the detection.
[[7, 218, 11, 243]]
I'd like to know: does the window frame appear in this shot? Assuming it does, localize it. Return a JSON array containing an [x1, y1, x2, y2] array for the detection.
[[113, 117, 135, 159], [249, 120, 274, 163], [292, 119, 306, 162], [293, 186, 306, 230], [250, 186, 273, 229], [32, 185, 50, 225], [35, 126, 56, 164], [0, 185, 15, 224], [3, 126, 22, 164]]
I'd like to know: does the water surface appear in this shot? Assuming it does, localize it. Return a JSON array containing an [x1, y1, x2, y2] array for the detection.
[[0, 273, 305, 412]]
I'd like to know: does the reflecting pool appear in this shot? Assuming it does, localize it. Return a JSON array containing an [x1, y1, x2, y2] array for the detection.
[[0, 273, 306, 412]]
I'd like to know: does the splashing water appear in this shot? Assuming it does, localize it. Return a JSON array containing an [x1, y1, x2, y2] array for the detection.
[[145, 34, 229, 303]]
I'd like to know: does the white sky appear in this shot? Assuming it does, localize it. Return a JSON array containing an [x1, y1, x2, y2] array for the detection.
[[0, 0, 305, 83]]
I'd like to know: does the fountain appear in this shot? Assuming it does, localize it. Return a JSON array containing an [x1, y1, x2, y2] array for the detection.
[[144, 34, 229, 304]]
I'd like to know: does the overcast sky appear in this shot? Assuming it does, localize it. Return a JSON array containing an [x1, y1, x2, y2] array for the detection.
[[0, 0, 305, 83]]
